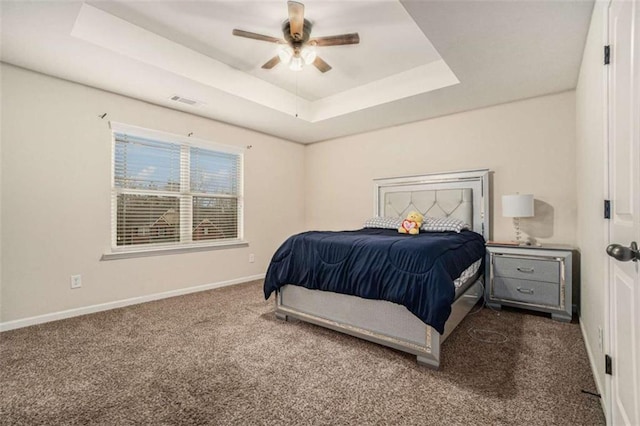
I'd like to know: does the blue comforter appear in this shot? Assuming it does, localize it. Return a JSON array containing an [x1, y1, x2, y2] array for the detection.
[[263, 228, 486, 334]]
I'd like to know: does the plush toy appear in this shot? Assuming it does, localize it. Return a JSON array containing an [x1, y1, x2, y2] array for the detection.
[[398, 211, 424, 235]]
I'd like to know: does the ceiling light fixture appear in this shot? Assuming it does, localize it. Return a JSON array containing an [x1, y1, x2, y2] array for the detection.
[[233, 1, 358, 73], [277, 45, 316, 71]]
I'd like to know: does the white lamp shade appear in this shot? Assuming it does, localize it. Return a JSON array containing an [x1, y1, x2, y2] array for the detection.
[[502, 194, 534, 217], [300, 47, 317, 65], [289, 56, 303, 71], [278, 46, 293, 63]]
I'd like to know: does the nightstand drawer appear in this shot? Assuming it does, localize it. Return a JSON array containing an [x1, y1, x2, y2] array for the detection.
[[493, 256, 560, 284], [493, 277, 560, 306]]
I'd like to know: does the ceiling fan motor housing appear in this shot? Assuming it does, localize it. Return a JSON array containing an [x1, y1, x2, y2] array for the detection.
[[282, 19, 312, 45]]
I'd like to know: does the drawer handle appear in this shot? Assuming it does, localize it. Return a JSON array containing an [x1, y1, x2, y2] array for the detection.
[[517, 287, 535, 295], [517, 267, 535, 273]]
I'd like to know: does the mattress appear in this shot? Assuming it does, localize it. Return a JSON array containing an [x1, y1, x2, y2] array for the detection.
[[454, 258, 483, 298]]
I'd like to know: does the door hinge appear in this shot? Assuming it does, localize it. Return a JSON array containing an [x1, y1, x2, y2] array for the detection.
[[604, 200, 611, 219], [605, 354, 612, 375], [604, 45, 610, 65]]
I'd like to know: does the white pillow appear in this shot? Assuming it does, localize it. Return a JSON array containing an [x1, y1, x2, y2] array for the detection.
[[363, 216, 469, 233], [421, 216, 470, 233], [363, 217, 402, 229]]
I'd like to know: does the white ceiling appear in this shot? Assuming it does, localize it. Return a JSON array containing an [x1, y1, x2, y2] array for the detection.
[[87, 0, 445, 101], [0, 0, 594, 144]]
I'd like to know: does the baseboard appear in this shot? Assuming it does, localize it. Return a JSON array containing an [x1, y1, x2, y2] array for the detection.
[[0, 274, 265, 332], [579, 318, 607, 420]]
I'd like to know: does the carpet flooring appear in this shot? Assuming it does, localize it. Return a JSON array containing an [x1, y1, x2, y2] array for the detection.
[[1, 280, 604, 425]]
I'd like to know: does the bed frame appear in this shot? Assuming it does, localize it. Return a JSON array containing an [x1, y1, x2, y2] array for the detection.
[[274, 169, 491, 368]]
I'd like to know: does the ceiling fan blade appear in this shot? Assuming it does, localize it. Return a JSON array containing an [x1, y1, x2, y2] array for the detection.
[[313, 56, 332, 73], [261, 56, 281, 70], [310, 33, 360, 47], [288, 1, 305, 41], [232, 29, 284, 44]]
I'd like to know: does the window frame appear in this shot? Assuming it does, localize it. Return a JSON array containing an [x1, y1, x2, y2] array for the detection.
[[104, 122, 246, 260]]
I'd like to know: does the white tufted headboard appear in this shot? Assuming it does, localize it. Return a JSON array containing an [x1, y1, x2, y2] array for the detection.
[[383, 189, 473, 225], [373, 169, 491, 239]]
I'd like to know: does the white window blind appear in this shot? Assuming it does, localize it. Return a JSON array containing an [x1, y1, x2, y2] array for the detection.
[[111, 123, 243, 250]]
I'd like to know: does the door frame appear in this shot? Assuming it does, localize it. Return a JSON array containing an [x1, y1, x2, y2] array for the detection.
[[603, 1, 611, 421]]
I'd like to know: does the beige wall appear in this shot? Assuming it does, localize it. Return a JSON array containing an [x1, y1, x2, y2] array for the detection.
[[0, 62, 586, 335], [0, 64, 305, 323], [576, 0, 608, 405], [305, 91, 577, 246]]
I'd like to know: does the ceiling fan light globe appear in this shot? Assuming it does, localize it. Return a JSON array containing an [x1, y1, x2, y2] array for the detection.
[[278, 46, 294, 63], [300, 47, 317, 65], [289, 57, 304, 71]]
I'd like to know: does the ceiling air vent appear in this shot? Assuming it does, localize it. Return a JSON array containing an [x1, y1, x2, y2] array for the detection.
[[169, 95, 200, 106]]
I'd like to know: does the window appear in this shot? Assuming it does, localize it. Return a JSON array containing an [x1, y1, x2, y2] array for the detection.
[[110, 123, 243, 252]]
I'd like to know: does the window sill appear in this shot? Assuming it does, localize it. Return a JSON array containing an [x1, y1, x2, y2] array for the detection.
[[101, 240, 249, 261]]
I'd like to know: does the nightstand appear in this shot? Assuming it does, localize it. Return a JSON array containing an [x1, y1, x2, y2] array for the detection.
[[485, 243, 577, 322]]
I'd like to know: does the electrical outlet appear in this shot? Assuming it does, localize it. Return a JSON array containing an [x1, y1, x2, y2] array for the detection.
[[249, 253, 255, 263], [70, 274, 82, 289]]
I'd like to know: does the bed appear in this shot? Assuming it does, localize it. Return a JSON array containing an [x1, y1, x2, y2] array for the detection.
[[264, 169, 491, 368]]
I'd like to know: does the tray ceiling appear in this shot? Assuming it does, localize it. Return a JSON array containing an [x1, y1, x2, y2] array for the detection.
[[0, 0, 594, 143]]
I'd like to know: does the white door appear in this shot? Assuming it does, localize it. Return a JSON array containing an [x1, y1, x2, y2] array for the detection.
[[607, 0, 640, 424]]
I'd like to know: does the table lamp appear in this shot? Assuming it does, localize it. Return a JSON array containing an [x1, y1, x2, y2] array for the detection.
[[502, 194, 534, 245]]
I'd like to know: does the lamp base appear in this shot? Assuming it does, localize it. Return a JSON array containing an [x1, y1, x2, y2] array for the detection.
[[517, 241, 535, 247], [512, 217, 535, 246]]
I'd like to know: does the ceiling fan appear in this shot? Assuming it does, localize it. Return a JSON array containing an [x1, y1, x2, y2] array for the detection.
[[232, 1, 360, 73]]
